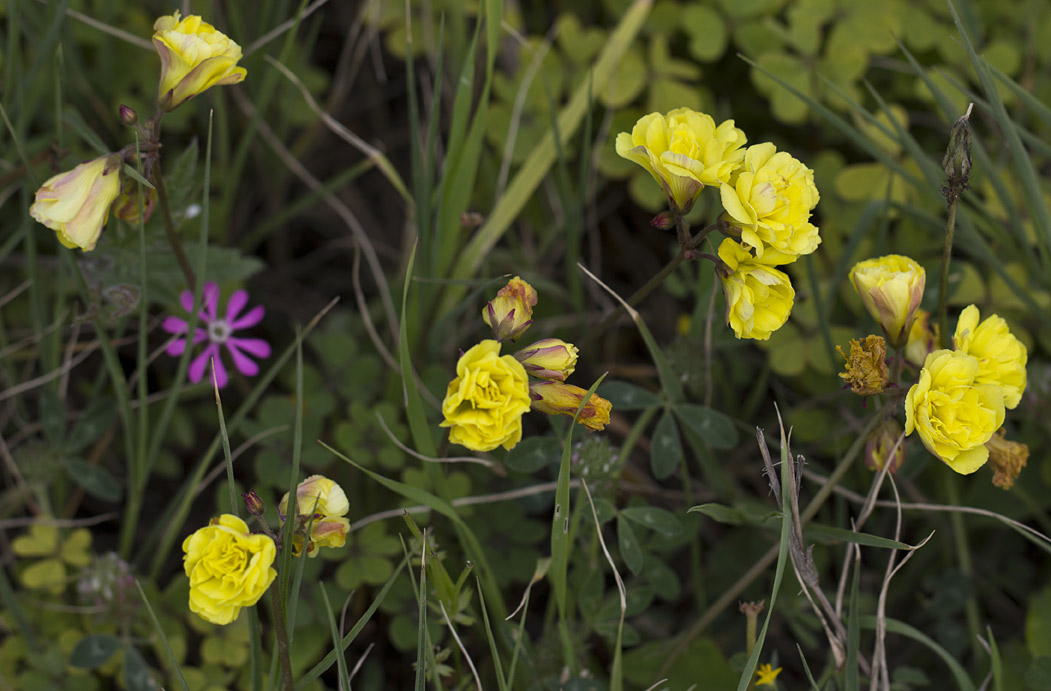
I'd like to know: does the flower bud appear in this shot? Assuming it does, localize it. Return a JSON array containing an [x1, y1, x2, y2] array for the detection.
[[243, 490, 265, 517], [986, 428, 1028, 490], [529, 381, 612, 432], [278, 475, 350, 557], [118, 104, 138, 126], [837, 335, 890, 396], [650, 211, 676, 230], [29, 153, 123, 252], [849, 254, 925, 349], [865, 419, 905, 473], [112, 180, 158, 225], [514, 338, 579, 381], [942, 103, 972, 203], [482, 276, 537, 341]]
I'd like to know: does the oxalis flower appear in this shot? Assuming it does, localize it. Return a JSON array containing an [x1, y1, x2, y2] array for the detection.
[[717, 238, 795, 340], [163, 282, 271, 388], [953, 305, 1027, 409], [29, 154, 122, 252], [279, 475, 351, 558], [153, 11, 247, 111]]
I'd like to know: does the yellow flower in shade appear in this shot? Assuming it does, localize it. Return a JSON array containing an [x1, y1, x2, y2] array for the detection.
[[904, 349, 1005, 475], [153, 11, 247, 111], [615, 108, 747, 214], [182, 514, 276, 625], [528, 381, 612, 432], [985, 428, 1028, 490], [482, 276, 538, 341], [905, 308, 939, 367], [514, 338, 579, 381], [849, 255, 925, 349], [953, 305, 1027, 409], [279, 475, 351, 557], [717, 238, 795, 340], [755, 662, 782, 686], [29, 154, 122, 251], [720, 142, 820, 265], [837, 335, 890, 396], [441, 340, 532, 451]]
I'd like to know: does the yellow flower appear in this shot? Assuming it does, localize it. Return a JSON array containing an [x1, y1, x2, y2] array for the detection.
[[615, 108, 747, 214], [849, 254, 925, 348], [279, 475, 351, 557], [904, 349, 1005, 475], [905, 308, 939, 367], [720, 142, 820, 265], [29, 154, 122, 251], [953, 305, 1027, 409], [755, 662, 782, 686], [528, 381, 612, 432], [482, 276, 538, 341], [153, 11, 247, 111], [182, 514, 276, 625], [717, 238, 795, 340], [441, 340, 532, 451], [837, 335, 890, 396], [514, 338, 579, 381]]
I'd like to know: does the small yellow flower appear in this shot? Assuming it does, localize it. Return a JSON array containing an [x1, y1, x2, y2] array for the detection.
[[986, 428, 1028, 490], [182, 514, 276, 625], [904, 349, 1005, 475], [720, 142, 820, 265], [482, 276, 538, 341], [953, 305, 1027, 409], [153, 11, 247, 111], [905, 308, 939, 367], [29, 154, 122, 251], [441, 340, 532, 451], [279, 475, 351, 557], [528, 381, 612, 432], [717, 238, 795, 340], [837, 335, 890, 396], [850, 255, 926, 348], [615, 108, 747, 214], [514, 338, 579, 381], [755, 662, 782, 686]]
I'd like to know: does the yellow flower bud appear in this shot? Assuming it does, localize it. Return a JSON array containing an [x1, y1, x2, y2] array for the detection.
[[529, 381, 612, 433], [29, 154, 122, 252], [849, 254, 926, 348], [720, 142, 820, 265], [111, 179, 158, 225], [904, 308, 939, 367], [441, 340, 532, 451], [615, 108, 747, 214], [985, 428, 1028, 490], [717, 238, 795, 340], [482, 276, 538, 341], [865, 419, 905, 473], [279, 475, 351, 557], [514, 338, 579, 381], [152, 11, 247, 111], [837, 335, 890, 396], [904, 349, 1005, 475], [953, 305, 1027, 409], [182, 514, 276, 625]]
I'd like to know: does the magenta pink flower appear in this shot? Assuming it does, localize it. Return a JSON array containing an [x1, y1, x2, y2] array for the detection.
[[163, 282, 271, 388]]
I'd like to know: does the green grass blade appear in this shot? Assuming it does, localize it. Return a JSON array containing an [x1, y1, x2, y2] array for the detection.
[[399, 241, 436, 457], [797, 644, 820, 690], [413, 538, 428, 691], [476, 576, 508, 691], [280, 334, 306, 622], [845, 547, 860, 691], [860, 616, 977, 691], [318, 584, 351, 691], [134, 580, 189, 691], [803, 523, 913, 551]]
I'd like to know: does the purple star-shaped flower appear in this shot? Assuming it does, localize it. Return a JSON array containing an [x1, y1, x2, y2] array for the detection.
[[163, 282, 271, 388]]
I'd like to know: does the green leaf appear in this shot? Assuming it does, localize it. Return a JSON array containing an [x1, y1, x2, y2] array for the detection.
[[20, 559, 65, 592], [621, 506, 682, 536], [650, 410, 682, 480], [1027, 587, 1051, 658], [598, 381, 661, 410], [683, 5, 728, 62], [65, 399, 117, 454], [123, 645, 154, 691], [860, 616, 977, 691], [688, 502, 743, 525], [70, 635, 121, 669], [64, 459, 122, 503], [804, 522, 913, 550], [1026, 657, 1051, 690], [504, 436, 560, 473], [674, 404, 737, 449], [617, 515, 644, 575]]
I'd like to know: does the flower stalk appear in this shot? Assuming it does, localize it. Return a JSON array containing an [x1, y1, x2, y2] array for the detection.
[[937, 104, 973, 348]]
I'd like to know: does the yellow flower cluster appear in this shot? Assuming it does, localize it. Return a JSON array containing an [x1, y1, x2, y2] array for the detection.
[[616, 108, 820, 340], [441, 278, 611, 452]]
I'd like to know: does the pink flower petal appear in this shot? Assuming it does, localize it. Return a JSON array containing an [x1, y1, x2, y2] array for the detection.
[[189, 343, 219, 383], [226, 289, 249, 322], [202, 282, 220, 320], [232, 305, 264, 330], [226, 342, 259, 376], [228, 337, 271, 359], [166, 338, 188, 357], [179, 289, 195, 314], [162, 316, 188, 334]]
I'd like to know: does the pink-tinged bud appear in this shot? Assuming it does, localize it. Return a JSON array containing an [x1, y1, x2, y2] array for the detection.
[[865, 420, 904, 473], [849, 254, 926, 349], [514, 338, 579, 381], [119, 104, 138, 126], [278, 475, 350, 558], [243, 490, 265, 517], [650, 211, 676, 230], [482, 276, 538, 341], [529, 381, 612, 432], [29, 154, 123, 252], [112, 180, 158, 225]]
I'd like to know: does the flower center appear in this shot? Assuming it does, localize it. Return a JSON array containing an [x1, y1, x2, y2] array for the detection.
[[208, 319, 233, 344]]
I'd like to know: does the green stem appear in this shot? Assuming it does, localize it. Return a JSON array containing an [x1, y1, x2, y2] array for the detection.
[[943, 472, 983, 668], [936, 195, 959, 349], [153, 166, 197, 289], [269, 580, 295, 691]]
